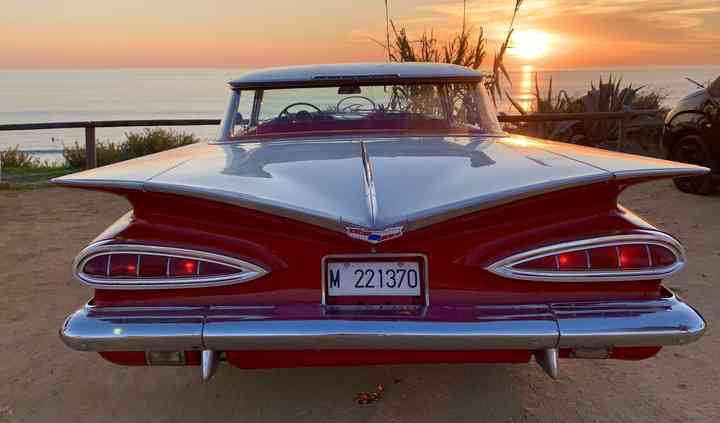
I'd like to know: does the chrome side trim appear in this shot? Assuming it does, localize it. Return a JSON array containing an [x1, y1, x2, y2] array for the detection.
[[320, 253, 430, 307], [613, 167, 710, 180], [59, 290, 705, 353], [73, 241, 268, 289], [486, 231, 686, 282]]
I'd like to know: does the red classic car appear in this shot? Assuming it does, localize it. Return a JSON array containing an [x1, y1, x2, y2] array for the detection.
[[54, 63, 707, 381]]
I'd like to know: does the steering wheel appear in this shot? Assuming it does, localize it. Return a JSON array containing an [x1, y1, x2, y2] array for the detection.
[[336, 96, 377, 112], [278, 102, 323, 120]]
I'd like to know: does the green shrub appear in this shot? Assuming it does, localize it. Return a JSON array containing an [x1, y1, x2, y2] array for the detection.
[[1, 145, 39, 168], [0, 145, 60, 169], [63, 140, 126, 168], [62, 128, 199, 168], [124, 128, 198, 158]]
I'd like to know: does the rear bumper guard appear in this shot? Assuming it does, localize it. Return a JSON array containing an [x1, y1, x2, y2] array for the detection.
[[61, 289, 705, 354]]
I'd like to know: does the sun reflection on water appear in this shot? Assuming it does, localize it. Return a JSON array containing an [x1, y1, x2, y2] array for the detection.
[[517, 64, 535, 112]]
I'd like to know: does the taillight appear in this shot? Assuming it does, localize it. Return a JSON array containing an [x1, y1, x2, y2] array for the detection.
[[75, 243, 268, 289], [487, 232, 685, 282]]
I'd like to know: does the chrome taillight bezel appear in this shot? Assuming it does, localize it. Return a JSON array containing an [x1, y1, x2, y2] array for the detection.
[[486, 231, 686, 282], [74, 242, 268, 289]]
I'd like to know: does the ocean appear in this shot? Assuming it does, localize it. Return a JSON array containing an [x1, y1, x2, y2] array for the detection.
[[1, 65, 717, 164]]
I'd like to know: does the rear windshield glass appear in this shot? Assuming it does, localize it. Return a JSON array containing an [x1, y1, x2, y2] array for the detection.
[[224, 83, 501, 139]]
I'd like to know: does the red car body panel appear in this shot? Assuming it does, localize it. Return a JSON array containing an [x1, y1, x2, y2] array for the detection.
[[91, 180, 661, 308]]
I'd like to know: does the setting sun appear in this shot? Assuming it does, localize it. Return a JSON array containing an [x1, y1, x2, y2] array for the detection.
[[511, 30, 551, 60]]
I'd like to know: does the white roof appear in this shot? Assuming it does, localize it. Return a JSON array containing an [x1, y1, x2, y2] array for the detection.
[[229, 63, 485, 89]]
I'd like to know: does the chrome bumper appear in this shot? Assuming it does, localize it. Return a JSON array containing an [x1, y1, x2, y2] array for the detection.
[[60, 290, 705, 353]]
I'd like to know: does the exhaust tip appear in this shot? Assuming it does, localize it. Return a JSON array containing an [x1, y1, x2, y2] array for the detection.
[[534, 348, 559, 379], [201, 350, 219, 381]]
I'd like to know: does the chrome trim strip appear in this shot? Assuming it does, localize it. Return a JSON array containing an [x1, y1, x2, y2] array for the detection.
[[613, 167, 710, 180], [220, 90, 241, 140], [320, 253, 430, 307], [213, 132, 508, 145], [202, 318, 557, 351], [486, 231, 686, 282], [60, 290, 705, 353], [74, 241, 268, 289], [359, 141, 378, 226]]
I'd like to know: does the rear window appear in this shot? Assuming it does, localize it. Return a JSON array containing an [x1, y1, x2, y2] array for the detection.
[[222, 82, 501, 139]]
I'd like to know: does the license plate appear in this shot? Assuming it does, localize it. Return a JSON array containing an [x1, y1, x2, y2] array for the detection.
[[325, 260, 422, 296]]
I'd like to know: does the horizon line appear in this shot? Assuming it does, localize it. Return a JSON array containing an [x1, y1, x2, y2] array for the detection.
[[1, 63, 718, 73]]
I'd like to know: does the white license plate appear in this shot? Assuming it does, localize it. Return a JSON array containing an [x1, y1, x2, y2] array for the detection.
[[326, 261, 421, 296]]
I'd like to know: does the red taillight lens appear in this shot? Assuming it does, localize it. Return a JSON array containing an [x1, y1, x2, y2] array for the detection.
[[588, 247, 619, 269], [515, 255, 556, 270], [488, 234, 684, 282], [199, 261, 238, 276], [76, 245, 268, 289], [84, 254, 243, 279], [138, 255, 167, 277], [649, 245, 676, 267], [169, 258, 199, 276], [619, 245, 651, 269], [507, 244, 676, 272], [108, 254, 138, 277], [557, 251, 588, 270], [83, 255, 109, 276]]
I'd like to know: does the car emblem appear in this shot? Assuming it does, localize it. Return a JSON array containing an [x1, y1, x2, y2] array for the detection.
[[345, 226, 404, 244]]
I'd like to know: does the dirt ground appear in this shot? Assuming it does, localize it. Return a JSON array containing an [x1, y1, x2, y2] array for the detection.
[[0, 182, 718, 423]]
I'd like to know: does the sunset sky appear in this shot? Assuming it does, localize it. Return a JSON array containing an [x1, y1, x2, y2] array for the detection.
[[1, 0, 718, 70]]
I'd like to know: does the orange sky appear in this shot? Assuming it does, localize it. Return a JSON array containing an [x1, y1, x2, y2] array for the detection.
[[1, 0, 718, 69]]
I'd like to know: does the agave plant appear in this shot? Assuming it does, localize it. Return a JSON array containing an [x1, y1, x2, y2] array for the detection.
[[506, 74, 586, 142], [581, 76, 645, 144], [507, 73, 665, 148]]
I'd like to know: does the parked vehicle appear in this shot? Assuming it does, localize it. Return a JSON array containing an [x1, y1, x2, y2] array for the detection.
[[663, 75, 720, 194], [55, 63, 707, 381]]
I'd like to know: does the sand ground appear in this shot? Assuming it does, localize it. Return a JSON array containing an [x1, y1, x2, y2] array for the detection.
[[0, 182, 718, 423]]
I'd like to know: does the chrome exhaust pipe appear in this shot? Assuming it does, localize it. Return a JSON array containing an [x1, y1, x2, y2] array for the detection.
[[201, 350, 219, 381], [534, 348, 559, 379]]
